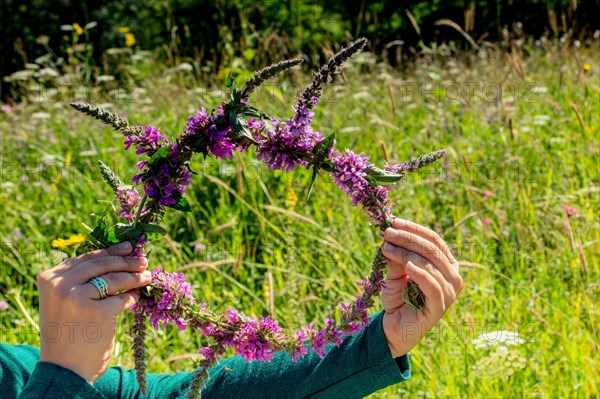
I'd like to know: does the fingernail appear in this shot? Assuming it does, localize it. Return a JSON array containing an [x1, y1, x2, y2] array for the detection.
[[142, 270, 152, 278]]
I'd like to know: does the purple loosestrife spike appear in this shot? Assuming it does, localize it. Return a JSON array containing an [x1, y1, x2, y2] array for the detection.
[[97, 160, 125, 192], [402, 149, 446, 173], [240, 58, 304, 99], [70, 101, 130, 131], [132, 310, 148, 395], [295, 37, 368, 117], [187, 357, 216, 399]]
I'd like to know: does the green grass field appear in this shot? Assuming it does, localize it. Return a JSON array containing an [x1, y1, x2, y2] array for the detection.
[[1, 43, 598, 398]]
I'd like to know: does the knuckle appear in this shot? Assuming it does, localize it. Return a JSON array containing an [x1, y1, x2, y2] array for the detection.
[[431, 230, 443, 243], [446, 288, 457, 303], [37, 271, 51, 286], [431, 282, 444, 298], [453, 274, 463, 290], [105, 272, 121, 286]]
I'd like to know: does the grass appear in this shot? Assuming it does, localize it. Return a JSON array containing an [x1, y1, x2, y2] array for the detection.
[[0, 41, 598, 398]]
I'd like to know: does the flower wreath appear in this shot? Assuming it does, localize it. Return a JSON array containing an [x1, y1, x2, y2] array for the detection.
[[72, 38, 444, 398]]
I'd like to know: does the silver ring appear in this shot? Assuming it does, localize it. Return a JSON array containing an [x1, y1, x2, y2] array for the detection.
[[89, 277, 109, 300]]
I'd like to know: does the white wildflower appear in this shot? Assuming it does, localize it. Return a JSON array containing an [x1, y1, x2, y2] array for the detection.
[[472, 330, 525, 350]]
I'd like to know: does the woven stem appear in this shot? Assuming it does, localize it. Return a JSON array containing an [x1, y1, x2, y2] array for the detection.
[[132, 310, 148, 395]]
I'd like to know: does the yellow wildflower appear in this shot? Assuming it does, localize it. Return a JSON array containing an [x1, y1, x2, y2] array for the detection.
[[118, 26, 131, 33], [125, 33, 136, 47], [284, 184, 298, 210], [583, 63, 591, 72], [72, 23, 84, 36], [52, 234, 86, 250]]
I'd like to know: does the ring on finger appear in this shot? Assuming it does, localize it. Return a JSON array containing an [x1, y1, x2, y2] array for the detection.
[[89, 276, 109, 300]]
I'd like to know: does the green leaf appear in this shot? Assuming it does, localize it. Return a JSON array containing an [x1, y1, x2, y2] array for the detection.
[[225, 73, 235, 88], [365, 165, 405, 185], [230, 112, 257, 144], [109, 223, 143, 243], [321, 162, 335, 173], [140, 223, 167, 241], [147, 146, 172, 169], [90, 219, 108, 246], [105, 228, 122, 245], [306, 167, 318, 201], [313, 132, 336, 154], [140, 223, 167, 235], [166, 191, 191, 212]]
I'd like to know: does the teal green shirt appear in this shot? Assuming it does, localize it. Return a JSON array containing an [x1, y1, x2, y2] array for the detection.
[[1, 311, 410, 398]]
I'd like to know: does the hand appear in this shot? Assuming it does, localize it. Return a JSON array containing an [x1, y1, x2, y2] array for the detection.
[[37, 242, 151, 383], [380, 218, 462, 358]]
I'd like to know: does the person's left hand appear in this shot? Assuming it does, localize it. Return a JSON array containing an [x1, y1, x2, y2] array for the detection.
[[37, 242, 151, 383], [380, 218, 462, 358]]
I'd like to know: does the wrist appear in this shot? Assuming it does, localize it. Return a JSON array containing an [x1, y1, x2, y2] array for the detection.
[[388, 343, 406, 359], [40, 352, 97, 383]]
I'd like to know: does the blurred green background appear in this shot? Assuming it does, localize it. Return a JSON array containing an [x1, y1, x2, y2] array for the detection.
[[1, 0, 599, 100]]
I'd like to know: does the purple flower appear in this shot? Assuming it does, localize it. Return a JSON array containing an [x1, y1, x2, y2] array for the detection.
[[210, 137, 236, 159], [135, 267, 195, 331], [385, 161, 410, 174], [255, 112, 324, 171], [290, 329, 310, 362], [330, 149, 392, 227], [331, 149, 371, 205], [131, 234, 148, 257], [199, 346, 218, 361], [115, 188, 140, 222], [133, 146, 192, 208], [124, 126, 168, 155], [184, 108, 211, 136]]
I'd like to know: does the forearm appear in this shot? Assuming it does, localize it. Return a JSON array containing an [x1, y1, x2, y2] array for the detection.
[[2, 311, 410, 399], [143, 310, 410, 398]]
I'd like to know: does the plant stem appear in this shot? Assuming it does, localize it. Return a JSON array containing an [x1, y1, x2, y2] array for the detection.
[[133, 195, 148, 228]]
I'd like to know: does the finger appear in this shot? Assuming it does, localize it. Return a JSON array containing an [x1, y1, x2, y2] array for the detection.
[[391, 218, 457, 264], [55, 242, 134, 274], [385, 260, 407, 281], [68, 255, 148, 284], [84, 270, 152, 299], [384, 228, 460, 287], [381, 244, 408, 280], [101, 289, 141, 314], [383, 243, 456, 306], [382, 242, 428, 269], [405, 261, 445, 319]]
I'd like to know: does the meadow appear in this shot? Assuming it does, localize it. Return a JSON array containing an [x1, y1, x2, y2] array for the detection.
[[0, 40, 598, 398]]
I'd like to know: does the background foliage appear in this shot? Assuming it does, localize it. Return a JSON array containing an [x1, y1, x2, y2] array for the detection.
[[1, 0, 599, 99]]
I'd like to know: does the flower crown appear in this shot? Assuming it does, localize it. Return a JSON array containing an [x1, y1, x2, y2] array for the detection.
[[72, 38, 444, 398]]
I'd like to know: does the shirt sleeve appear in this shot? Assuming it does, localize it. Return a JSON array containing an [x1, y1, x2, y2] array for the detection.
[[0, 344, 103, 399], [1, 310, 410, 399], [18, 362, 105, 399], [133, 310, 411, 398]]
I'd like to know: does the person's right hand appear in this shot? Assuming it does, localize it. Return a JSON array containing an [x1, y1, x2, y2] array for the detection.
[[380, 218, 462, 358], [37, 241, 151, 383]]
